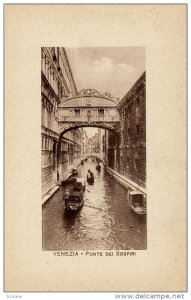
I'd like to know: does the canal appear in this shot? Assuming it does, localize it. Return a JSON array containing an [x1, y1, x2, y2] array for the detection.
[[42, 158, 147, 251]]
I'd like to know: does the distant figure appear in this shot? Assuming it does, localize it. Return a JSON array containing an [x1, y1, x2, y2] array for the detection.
[[71, 168, 78, 177], [96, 162, 101, 172], [57, 170, 59, 181], [87, 169, 94, 185]]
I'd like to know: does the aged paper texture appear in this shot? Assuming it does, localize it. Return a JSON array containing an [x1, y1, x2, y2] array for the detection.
[[4, 4, 187, 292]]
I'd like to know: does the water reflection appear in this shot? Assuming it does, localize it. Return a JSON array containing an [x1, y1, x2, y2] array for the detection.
[[42, 158, 147, 250]]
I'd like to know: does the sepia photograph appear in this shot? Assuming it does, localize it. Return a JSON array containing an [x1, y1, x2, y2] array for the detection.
[[41, 47, 146, 251]]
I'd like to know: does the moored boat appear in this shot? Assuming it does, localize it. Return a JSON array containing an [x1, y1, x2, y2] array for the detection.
[[128, 191, 147, 215]]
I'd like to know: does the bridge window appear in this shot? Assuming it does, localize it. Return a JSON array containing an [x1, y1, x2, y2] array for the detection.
[[86, 98, 91, 106], [74, 109, 80, 116], [98, 109, 104, 116]]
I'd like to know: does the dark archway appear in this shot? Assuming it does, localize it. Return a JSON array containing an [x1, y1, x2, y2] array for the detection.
[[59, 124, 119, 142], [57, 125, 120, 180]]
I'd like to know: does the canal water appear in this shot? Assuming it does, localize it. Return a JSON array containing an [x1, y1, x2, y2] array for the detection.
[[42, 158, 147, 250]]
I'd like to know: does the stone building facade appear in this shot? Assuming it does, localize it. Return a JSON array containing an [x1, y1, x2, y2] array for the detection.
[[41, 47, 82, 197], [107, 72, 146, 191]]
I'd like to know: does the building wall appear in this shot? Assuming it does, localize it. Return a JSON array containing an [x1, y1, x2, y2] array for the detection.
[[41, 47, 81, 197], [59, 129, 82, 180], [107, 72, 146, 189], [81, 129, 89, 155]]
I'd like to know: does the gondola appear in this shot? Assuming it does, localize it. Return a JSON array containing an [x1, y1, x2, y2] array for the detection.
[[87, 177, 94, 185], [86, 171, 94, 185], [62, 168, 78, 184], [64, 178, 86, 212], [128, 191, 147, 215]]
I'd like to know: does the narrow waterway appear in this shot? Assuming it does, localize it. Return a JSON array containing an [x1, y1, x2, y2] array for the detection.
[[42, 158, 147, 250]]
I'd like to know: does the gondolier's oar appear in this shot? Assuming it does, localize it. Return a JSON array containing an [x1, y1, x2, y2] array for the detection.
[[83, 204, 103, 211]]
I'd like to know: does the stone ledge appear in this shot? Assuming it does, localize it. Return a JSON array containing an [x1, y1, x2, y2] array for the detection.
[[42, 184, 61, 205], [107, 167, 146, 196]]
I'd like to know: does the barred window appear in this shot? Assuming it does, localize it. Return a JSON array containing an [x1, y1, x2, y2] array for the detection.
[[98, 109, 104, 116], [74, 109, 80, 116]]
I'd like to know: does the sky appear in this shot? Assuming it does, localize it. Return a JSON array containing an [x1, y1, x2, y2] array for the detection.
[[84, 127, 99, 138], [65, 47, 145, 99], [65, 47, 145, 138]]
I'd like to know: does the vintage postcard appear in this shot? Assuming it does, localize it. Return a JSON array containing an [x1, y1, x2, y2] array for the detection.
[[4, 4, 187, 292]]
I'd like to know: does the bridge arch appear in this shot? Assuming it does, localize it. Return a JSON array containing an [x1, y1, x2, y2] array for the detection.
[[59, 123, 119, 141]]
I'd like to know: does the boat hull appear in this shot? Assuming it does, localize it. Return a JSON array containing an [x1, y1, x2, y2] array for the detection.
[[64, 177, 85, 212], [128, 190, 147, 216], [65, 199, 84, 212], [130, 205, 147, 215], [87, 178, 94, 185]]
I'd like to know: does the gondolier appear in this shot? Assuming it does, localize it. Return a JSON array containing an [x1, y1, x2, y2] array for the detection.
[[87, 169, 94, 185], [96, 162, 101, 172]]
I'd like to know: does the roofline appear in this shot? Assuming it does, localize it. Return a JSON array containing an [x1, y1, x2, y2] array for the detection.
[[63, 48, 78, 94], [60, 95, 118, 106]]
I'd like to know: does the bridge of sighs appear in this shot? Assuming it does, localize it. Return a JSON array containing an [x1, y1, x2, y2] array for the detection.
[[58, 89, 120, 137]]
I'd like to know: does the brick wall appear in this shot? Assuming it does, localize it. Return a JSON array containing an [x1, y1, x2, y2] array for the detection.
[[107, 72, 146, 188]]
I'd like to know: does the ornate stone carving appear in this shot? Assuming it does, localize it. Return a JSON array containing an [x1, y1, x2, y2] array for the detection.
[[77, 89, 119, 101], [80, 89, 98, 96]]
